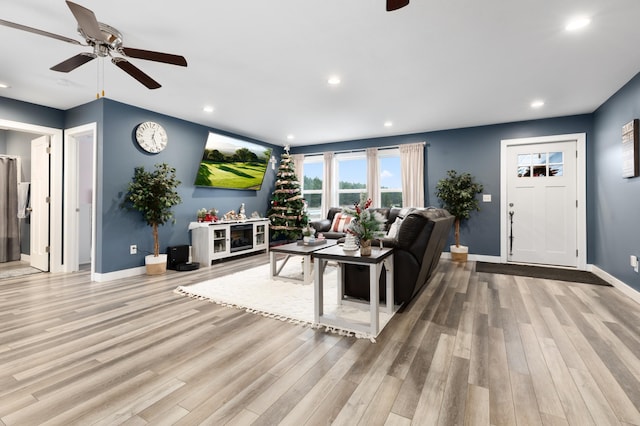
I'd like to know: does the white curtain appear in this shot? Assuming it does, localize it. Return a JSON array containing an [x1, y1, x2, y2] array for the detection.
[[291, 154, 304, 184], [400, 142, 425, 207], [322, 152, 335, 218], [0, 157, 20, 262], [366, 148, 380, 205]]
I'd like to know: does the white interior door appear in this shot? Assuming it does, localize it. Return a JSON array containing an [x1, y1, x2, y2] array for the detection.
[[506, 140, 577, 267], [31, 135, 50, 271]]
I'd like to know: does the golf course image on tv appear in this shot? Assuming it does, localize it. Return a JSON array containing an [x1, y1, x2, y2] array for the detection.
[[195, 132, 272, 190]]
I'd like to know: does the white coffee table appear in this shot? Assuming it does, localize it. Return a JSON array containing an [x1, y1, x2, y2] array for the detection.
[[269, 239, 337, 284]]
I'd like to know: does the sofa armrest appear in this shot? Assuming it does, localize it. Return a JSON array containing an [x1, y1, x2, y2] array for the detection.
[[310, 218, 331, 233]]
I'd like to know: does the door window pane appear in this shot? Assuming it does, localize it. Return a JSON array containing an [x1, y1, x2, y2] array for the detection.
[[517, 151, 564, 178]]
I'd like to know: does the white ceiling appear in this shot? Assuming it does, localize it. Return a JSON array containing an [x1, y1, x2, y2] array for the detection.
[[1, 0, 640, 147]]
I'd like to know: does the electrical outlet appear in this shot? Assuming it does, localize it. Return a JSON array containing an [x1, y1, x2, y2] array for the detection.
[[130, 245, 137, 255], [632, 255, 639, 273], [482, 194, 492, 202]]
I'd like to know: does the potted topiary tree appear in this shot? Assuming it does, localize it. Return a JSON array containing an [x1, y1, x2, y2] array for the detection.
[[122, 163, 182, 274], [435, 170, 483, 262]]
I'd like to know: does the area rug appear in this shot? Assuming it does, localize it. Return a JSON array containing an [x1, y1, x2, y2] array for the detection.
[[0, 267, 41, 280], [475, 262, 611, 286], [174, 262, 395, 341]]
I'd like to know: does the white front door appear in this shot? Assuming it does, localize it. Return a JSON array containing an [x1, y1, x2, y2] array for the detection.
[[31, 135, 50, 271], [506, 140, 578, 267]]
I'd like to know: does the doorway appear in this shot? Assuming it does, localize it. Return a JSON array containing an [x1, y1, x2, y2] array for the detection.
[[500, 133, 586, 269], [64, 123, 97, 279], [0, 119, 63, 273]]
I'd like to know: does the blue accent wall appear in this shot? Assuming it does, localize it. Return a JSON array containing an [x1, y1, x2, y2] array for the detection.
[[0, 96, 64, 127], [592, 72, 640, 292], [95, 99, 281, 273], [292, 115, 593, 258]]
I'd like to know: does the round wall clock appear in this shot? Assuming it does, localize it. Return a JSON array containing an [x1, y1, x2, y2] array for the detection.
[[135, 121, 168, 153]]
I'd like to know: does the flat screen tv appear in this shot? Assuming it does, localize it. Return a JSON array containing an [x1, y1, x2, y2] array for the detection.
[[195, 132, 272, 190]]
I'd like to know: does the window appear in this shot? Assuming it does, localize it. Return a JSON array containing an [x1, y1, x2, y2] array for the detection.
[[302, 147, 404, 215], [379, 148, 402, 207], [302, 156, 323, 220], [336, 152, 367, 207], [517, 151, 564, 177]]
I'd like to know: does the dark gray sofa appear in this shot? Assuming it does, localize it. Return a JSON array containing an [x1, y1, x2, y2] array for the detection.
[[309, 206, 407, 239]]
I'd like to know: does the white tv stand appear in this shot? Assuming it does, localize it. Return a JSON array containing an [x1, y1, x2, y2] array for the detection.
[[189, 218, 269, 266]]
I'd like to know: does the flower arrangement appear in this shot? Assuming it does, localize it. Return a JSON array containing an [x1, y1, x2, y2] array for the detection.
[[343, 197, 386, 242], [302, 224, 315, 237], [196, 207, 219, 222]]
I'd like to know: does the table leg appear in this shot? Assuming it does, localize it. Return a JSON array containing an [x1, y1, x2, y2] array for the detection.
[[369, 263, 380, 335], [385, 254, 394, 314], [269, 251, 276, 279], [337, 261, 344, 304], [314, 258, 324, 321], [303, 254, 312, 284]]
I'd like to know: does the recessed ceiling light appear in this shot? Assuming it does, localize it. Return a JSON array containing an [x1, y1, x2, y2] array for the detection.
[[384, 121, 393, 127], [531, 100, 545, 108], [0, 82, 9, 89], [287, 134, 295, 140], [565, 16, 591, 31], [327, 76, 341, 85], [203, 105, 214, 113]]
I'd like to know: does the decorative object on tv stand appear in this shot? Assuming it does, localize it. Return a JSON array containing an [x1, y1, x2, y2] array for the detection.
[[196, 208, 218, 222], [435, 170, 483, 262], [267, 146, 309, 241], [194, 131, 272, 190], [342, 196, 386, 256], [122, 163, 182, 275]]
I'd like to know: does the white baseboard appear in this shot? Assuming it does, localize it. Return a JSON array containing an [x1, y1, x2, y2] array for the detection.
[[21, 254, 30, 262], [589, 264, 640, 305], [93, 266, 146, 282]]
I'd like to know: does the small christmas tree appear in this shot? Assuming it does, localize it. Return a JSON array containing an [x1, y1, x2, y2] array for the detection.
[[267, 147, 309, 241]]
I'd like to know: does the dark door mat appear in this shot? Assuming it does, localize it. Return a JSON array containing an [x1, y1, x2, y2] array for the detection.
[[475, 262, 611, 286]]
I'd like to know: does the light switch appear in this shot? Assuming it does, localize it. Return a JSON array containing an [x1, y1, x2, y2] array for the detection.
[[482, 194, 492, 202]]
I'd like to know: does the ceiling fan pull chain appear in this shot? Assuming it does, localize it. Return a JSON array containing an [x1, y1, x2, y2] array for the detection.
[[96, 56, 105, 99]]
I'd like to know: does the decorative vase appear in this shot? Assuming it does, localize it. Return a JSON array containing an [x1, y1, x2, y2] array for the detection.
[[450, 245, 468, 262], [360, 239, 372, 256], [145, 254, 168, 275], [343, 233, 358, 251]]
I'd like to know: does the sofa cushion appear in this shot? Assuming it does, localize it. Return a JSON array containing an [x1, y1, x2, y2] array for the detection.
[[330, 213, 353, 233], [386, 217, 403, 239]]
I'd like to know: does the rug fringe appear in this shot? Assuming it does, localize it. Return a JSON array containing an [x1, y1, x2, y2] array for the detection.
[[174, 286, 377, 341]]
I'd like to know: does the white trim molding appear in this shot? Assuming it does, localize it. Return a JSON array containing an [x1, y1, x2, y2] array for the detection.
[[589, 264, 640, 305]]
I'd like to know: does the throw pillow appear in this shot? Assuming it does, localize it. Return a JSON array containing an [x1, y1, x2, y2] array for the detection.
[[330, 213, 353, 233], [387, 217, 403, 239]]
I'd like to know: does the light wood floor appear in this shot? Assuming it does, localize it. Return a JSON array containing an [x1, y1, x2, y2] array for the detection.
[[1, 255, 640, 425]]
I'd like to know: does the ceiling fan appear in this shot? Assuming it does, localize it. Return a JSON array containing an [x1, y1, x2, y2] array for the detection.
[[387, 0, 410, 12], [0, 1, 187, 90]]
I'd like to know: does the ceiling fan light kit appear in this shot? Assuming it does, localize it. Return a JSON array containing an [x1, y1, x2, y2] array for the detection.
[[0, 0, 187, 90]]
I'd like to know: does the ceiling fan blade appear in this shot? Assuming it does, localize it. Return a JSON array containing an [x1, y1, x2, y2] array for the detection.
[[112, 57, 161, 89], [65, 0, 107, 42], [0, 18, 82, 45], [51, 52, 96, 72], [386, 0, 410, 11], [121, 47, 188, 67]]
